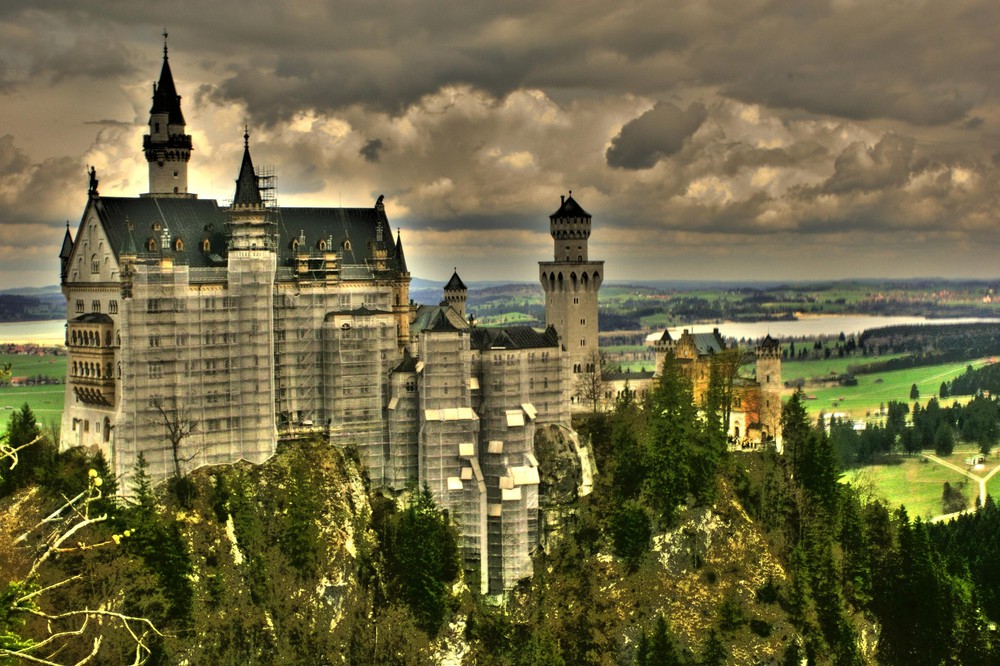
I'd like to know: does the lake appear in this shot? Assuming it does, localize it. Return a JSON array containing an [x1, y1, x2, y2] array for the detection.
[[2, 315, 998, 348], [647, 315, 1000, 343]]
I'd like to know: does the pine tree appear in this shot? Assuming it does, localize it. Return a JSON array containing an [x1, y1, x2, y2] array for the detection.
[[647, 615, 684, 665], [910, 383, 920, 400], [699, 628, 728, 666]]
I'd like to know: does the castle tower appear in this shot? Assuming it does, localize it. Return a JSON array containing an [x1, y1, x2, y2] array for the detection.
[[538, 193, 603, 374], [142, 34, 194, 199], [755, 335, 783, 449], [226, 130, 276, 251], [392, 228, 412, 349], [444, 269, 468, 320]]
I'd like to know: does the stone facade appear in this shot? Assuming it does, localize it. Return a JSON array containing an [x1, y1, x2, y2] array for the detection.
[[58, 47, 577, 594]]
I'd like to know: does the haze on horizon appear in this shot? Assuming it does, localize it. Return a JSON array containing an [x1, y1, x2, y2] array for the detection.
[[1, 1, 999, 290]]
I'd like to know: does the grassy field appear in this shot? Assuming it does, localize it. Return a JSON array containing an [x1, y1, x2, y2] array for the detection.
[[797, 359, 986, 419], [0, 385, 65, 434], [0, 353, 67, 435], [1, 353, 67, 379], [781, 354, 906, 383], [843, 458, 973, 520]]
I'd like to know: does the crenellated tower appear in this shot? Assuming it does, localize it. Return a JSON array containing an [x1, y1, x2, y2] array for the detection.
[[755, 334, 783, 449], [142, 34, 194, 198], [539, 192, 603, 375], [444, 269, 468, 321], [226, 130, 277, 251]]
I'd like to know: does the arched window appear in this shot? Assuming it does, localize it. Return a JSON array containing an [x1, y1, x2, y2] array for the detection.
[[291, 239, 299, 252], [106, 362, 113, 378], [152, 222, 161, 232], [201, 239, 211, 252], [174, 238, 184, 251], [147, 238, 157, 252], [318, 240, 328, 251], [104, 417, 111, 443], [343, 239, 352, 251]]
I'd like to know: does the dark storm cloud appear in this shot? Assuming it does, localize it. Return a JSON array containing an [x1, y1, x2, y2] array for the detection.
[[606, 102, 707, 170], [360, 138, 384, 163], [32, 36, 139, 83], [822, 134, 915, 195]]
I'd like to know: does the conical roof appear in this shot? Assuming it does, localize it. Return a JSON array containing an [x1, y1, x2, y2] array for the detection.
[[550, 192, 590, 218], [150, 45, 186, 126], [59, 225, 73, 259], [233, 131, 263, 207], [395, 229, 408, 273], [445, 269, 466, 291]]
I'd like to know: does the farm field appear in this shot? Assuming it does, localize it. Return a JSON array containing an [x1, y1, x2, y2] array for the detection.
[[781, 353, 907, 383], [0, 385, 65, 434], [0, 353, 67, 434], [797, 359, 987, 419], [843, 458, 973, 520]]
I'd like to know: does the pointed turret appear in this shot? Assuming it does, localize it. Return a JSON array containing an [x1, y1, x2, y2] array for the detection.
[[59, 223, 73, 281], [233, 130, 263, 207], [142, 33, 194, 199], [149, 40, 186, 126], [226, 130, 276, 251], [444, 269, 467, 320], [395, 229, 409, 273]]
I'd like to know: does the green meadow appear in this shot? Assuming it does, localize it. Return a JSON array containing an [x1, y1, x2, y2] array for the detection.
[[843, 458, 973, 520]]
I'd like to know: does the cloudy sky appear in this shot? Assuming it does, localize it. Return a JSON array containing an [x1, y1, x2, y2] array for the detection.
[[2, 1, 999, 288]]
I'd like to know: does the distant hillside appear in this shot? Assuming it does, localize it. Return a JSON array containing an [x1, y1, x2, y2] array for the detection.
[[0, 289, 64, 322]]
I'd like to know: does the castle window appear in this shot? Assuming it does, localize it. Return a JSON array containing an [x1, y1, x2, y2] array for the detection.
[[146, 238, 157, 252], [149, 335, 160, 348], [152, 222, 161, 232], [580, 339, 586, 347], [573, 297, 579, 305], [580, 318, 586, 325], [106, 362, 112, 377], [146, 299, 160, 313], [148, 362, 162, 379], [318, 240, 328, 251], [201, 239, 211, 252], [291, 239, 299, 252], [91, 255, 99, 274], [91, 300, 100, 313], [174, 238, 184, 251], [343, 240, 351, 251], [154, 122, 160, 133], [109, 300, 118, 314]]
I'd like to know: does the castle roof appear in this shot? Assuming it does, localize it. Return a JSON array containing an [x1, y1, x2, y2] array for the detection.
[[550, 193, 590, 219], [470, 325, 560, 350], [688, 331, 727, 355], [233, 132, 262, 207], [395, 229, 408, 273], [89, 195, 403, 273], [392, 348, 419, 373], [412, 304, 469, 333], [150, 48, 186, 126], [445, 270, 466, 291], [602, 369, 655, 381], [758, 334, 780, 349], [59, 225, 73, 259], [70, 312, 114, 324]]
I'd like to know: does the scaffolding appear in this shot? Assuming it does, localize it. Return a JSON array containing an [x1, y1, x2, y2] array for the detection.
[[116, 251, 277, 490]]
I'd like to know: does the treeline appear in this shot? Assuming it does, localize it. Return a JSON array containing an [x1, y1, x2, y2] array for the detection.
[[859, 323, 1000, 357], [948, 362, 1000, 396], [828, 395, 1000, 465], [733, 393, 1000, 663]]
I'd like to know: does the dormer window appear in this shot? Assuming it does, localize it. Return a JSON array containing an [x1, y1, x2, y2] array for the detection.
[[152, 222, 161, 232], [174, 238, 184, 252], [291, 239, 299, 252], [147, 238, 157, 252], [201, 239, 210, 252], [342, 240, 351, 251], [318, 239, 328, 251]]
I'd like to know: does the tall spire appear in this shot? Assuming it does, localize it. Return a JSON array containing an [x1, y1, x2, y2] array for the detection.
[[150, 32, 185, 126], [233, 128, 263, 207], [143, 33, 194, 198], [395, 228, 408, 273]]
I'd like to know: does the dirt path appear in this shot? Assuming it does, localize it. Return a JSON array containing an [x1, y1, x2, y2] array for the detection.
[[923, 452, 1000, 522]]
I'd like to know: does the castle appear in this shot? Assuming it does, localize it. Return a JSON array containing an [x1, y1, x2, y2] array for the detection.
[[57, 44, 600, 594]]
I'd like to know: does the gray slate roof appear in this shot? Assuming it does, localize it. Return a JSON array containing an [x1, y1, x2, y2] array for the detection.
[[550, 194, 590, 219], [91, 196, 404, 273], [470, 325, 559, 350]]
